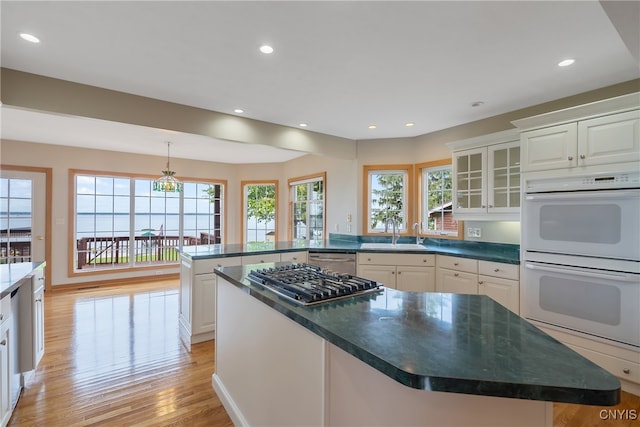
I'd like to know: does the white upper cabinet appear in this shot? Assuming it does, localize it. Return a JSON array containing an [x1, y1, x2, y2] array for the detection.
[[578, 110, 640, 167], [487, 141, 521, 214], [514, 93, 640, 173], [448, 129, 520, 220], [520, 123, 577, 172]]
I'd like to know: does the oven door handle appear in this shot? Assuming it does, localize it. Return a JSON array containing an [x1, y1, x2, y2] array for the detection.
[[525, 190, 640, 201], [525, 262, 638, 282]]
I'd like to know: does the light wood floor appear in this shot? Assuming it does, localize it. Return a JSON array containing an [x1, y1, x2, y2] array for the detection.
[[8, 279, 639, 426], [9, 279, 233, 426]]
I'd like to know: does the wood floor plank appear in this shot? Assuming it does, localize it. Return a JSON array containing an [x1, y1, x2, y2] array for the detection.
[[7, 278, 639, 426]]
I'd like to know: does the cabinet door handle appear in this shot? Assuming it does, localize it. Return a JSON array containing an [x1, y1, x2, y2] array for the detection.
[[494, 268, 500, 272], [397, 271, 401, 275], [488, 205, 493, 208], [478, 280, 484, 284], [454, 262, 459, 266], [0, 340, 5, 346], [454, 273, 459, 277], [481, 205, 486, 208], [580, 154, 586, 159], [392, 271, 395, 275], [0, 314, 3, 321], [623, 368, 631, 374], [35, 298, 43, 303], [568, 155, 574, 161]]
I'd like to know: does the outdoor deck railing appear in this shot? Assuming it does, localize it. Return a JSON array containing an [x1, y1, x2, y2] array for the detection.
[[76, 234, 218, 270]]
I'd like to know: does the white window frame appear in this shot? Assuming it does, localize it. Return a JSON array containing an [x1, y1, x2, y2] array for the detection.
[[417, 160, 463, 239], [288, 173, 325, 242], [363, 165, 412, 235], [70, 170, 225, 275]]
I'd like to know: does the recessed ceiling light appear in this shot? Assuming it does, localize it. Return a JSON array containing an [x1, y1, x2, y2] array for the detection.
[[405, 122, 415, 127], [259, 45, 274, 54], [368, 124, 377, 129], [558, 59, 575, 67], [234, 109, 244, 114], [471, 101, 484, 107], [299, 123, 308, 127], [19, 33, 40, 43]]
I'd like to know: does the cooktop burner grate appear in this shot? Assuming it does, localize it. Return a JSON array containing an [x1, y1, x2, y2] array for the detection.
[[246, 263, 382, 306]]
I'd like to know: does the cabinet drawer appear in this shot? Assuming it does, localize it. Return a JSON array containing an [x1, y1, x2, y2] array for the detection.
[[478, 260, 519, 280], [242, 253, 281, 265], [193, 256, 242, 275], [280, 251, 308, 263], [357, 252, 434, 267], [437, 255, 478, 273], [566, 343, 640, 385]]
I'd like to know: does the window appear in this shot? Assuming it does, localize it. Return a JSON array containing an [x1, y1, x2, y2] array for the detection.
[[418, 160, 462, 239], [0, 177, 32, 263], [289, 173, 325, 242], [242, 181, 277, 247], [363, 165, 412, 234], [72, 170, 225, 274]]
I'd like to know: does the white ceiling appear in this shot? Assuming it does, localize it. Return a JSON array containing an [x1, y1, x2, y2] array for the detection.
[[1, 1, 639, 163]]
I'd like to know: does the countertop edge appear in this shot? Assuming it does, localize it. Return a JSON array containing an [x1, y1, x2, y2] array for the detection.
[[213, 266, 620, 405], [181, 242, 519, 264], [0, 261, 46, 299]]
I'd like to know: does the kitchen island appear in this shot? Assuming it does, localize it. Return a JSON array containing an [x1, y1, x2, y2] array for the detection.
[[213, 263, 619, 427]]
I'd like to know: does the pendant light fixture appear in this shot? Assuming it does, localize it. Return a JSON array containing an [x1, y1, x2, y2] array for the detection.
[[153, 141, 183, 192]]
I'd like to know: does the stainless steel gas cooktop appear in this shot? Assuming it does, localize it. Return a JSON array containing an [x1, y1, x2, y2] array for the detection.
[[246, 263, 382, 306]]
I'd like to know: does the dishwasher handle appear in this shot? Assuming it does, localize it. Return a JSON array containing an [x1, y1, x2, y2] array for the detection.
[[308, 255, 355, 263]]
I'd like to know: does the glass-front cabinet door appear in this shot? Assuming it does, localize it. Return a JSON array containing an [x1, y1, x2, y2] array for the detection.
[[454, 147, 486, 214], [488, 141, 520, 213]]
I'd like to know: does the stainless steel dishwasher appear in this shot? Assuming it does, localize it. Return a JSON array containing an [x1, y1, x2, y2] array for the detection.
[[308, 251, 356, 275]]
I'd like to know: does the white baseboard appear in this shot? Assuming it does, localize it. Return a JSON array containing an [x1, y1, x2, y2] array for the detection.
[[212, 373, 248, 427]]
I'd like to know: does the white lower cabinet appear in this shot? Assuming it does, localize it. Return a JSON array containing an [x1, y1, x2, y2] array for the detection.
[[357, 253, 435, 292], [0, 296, 12, 427], [478, 260, 519, 314], [436, 255, 479, 294], [438, 269, 478, 294], [179, 255, 241, 348], [179, 251, 309, 348], [280, 251, 308, 263], [437, 255, 520, 314], [535, 324, 640, 395], [19, 267, 45, 375], [241, 253, 281, 265]]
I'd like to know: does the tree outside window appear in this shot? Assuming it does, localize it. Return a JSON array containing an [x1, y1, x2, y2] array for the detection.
[[242, 182, 277, 247], [364, 166, 411, 234]]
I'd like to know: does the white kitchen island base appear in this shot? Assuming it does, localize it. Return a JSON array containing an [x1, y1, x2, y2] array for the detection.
[[213, 277, 552, 427]]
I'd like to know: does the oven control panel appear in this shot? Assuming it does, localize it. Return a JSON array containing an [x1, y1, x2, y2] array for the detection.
[[527, 170, 640, 193]]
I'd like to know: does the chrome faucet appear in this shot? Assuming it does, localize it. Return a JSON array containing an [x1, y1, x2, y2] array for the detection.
[[412, 222, 424, 244], [385, 218, 399, 245]]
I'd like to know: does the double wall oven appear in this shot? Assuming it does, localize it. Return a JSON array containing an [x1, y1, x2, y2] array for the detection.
[[522, 170, 640, 350]]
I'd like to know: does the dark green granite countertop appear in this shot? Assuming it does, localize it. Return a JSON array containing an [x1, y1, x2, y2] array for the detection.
[[0, 262, 46, 299], [179, 236, 519, 264], [214, 263, 620, 406]]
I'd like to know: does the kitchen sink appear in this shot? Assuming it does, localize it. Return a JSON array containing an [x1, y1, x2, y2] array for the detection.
[[359, 243, 428, 251]]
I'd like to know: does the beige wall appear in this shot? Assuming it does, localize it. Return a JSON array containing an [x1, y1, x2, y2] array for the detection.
[[2, 73, 638, 285], [0, 139, 356, 286]]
